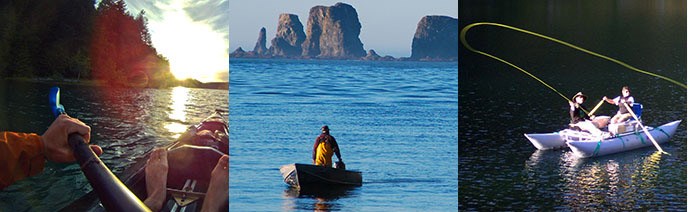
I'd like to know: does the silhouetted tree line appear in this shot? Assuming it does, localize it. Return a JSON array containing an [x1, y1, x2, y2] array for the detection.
[[0, 0, 175, 88]]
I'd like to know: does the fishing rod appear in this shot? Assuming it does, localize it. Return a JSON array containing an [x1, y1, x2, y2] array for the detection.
[[49, 87, 150, 211], [460, 22, 686, 112]]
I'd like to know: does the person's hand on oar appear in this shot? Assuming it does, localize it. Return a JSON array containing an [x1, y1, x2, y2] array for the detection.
[[48, 87, 150, 211], [0, 114, 102, 190], [42, 114, 102, 163]]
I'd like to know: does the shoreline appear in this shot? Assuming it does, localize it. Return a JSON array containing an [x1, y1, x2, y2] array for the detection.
[[229, 57, 458, 63], [229, 55, 458, 62], [1, 77, 229, 90]]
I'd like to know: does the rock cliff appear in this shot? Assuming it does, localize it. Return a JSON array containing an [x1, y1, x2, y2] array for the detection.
[[410, 16, 458, 61], [302, 2, 366, 59], [253, 27, 268, 55], [269, 14, 306, 57]]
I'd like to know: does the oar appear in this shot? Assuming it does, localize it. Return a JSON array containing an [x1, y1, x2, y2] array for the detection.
[[587, 99, 605, 116], [622, 102, 666, 154], [49, 87, 150, 211]]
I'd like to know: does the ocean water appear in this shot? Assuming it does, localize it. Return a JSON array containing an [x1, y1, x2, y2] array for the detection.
[[0, 82, 228, 211], [228, 58, 459, 211]]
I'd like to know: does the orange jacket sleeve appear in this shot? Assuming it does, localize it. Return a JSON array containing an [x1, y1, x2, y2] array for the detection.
[[0, 132, 46, 190]]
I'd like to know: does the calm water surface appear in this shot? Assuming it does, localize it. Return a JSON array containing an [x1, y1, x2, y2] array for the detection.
[[229, 58, 459, 211], [0, 81, 228, 211], [460, 1, 686, 210]]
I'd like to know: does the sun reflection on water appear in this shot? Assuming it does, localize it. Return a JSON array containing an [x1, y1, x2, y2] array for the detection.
[[165, 86, 190, 137], [559, 150, 665, 209]]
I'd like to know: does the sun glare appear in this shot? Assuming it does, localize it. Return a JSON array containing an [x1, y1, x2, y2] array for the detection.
[[148, 0, 228, 82], [165, 86, 190, 138]]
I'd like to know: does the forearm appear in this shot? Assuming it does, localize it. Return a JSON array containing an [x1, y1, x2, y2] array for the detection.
[[0, 132, 46, 189], [335, 150, 342, 160], [332, 139, 342, 160]]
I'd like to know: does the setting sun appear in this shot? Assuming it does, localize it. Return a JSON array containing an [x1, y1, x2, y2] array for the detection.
[[146, 0, 228, 82]]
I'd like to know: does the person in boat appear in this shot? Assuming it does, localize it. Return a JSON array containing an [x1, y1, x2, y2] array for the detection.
[[569, 92, 605, 136], [0, 114, 102, 190], [603, 86, 635, 124], [312, 125, 342, 167], [569, 92, 590, 126], [144, 148, 228, 211]]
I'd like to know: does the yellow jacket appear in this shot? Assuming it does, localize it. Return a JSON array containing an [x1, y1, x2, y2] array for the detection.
[[312, 133, 341, 167]]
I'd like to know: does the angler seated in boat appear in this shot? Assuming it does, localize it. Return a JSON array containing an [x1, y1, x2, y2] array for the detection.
[[603, 86, 634, 124], [602, 86, 639, 134], [606, 103, 644, 136], [602, 86, 645, 136], [568, 92, 609, 137]]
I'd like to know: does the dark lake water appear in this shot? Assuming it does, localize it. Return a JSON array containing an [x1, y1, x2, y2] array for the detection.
[[460, 1, 686, 210], [228, 58, 459, 211], [0, 81, 228, 211]]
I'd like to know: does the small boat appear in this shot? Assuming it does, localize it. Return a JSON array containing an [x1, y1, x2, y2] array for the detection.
[[61, 110, 229, 211], [567, 120, 681, 158], [279, 163, 362, 188]]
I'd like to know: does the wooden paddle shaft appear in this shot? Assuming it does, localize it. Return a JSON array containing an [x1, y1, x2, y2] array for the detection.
[[622, 103, 665, 153]]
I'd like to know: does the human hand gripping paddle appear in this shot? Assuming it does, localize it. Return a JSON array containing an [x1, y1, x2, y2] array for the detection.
[[49, 87, 150, 211], [622, 101, 668, 154]]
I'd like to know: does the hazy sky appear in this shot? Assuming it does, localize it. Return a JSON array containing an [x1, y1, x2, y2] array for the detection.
[[118, 0, 229, 82], [229, 1, 458, 57]]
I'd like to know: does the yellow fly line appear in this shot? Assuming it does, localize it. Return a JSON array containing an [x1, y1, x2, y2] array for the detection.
[[460, 22, 687, 110]]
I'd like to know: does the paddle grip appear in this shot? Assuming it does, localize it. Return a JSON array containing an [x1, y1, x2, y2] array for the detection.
[[68, 133, 150, 212]]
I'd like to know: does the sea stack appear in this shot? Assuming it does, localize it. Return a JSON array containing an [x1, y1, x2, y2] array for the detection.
[[269, 14, 306, 57], [302, 2, 366, 59], [410, 15, 458, 61], [253, 27, 268, 55]]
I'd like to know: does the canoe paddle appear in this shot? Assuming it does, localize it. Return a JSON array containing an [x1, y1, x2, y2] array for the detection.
[[49, 87, 150, 211], [587, 99, 605, 116], [622, 102, 667, 154]]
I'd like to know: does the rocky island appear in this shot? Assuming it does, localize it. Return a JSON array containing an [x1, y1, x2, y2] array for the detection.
[[230, 2, 457, 61], [411, 15, 459, 61]]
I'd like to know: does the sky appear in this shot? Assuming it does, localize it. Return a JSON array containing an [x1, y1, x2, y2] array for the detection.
[[228, 1, 458, 58], [117, 0, 229, 82]]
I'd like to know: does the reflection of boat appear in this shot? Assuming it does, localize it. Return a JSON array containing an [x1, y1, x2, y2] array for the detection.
[[525, 149, 561, 169], [61, 111, 229, 211], [283, 184, 355, 199], [279, 163, 362, 188], [567, 120, 681, 158], [560, 150, 664, 209]]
